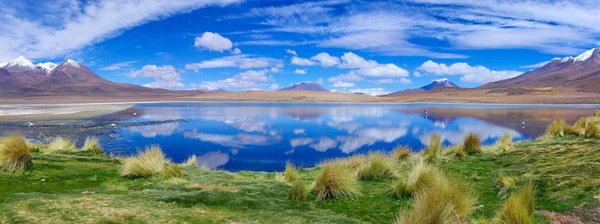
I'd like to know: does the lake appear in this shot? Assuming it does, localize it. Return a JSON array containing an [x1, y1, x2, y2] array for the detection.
[[3, 102, 598, 171]]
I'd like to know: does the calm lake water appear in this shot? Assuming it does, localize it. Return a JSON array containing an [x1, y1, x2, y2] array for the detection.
[[91, 102, 597, 171]]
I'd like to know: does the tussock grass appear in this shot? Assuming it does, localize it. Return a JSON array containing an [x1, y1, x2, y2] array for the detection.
[[81, 137, 104, 154], [318, 154, 366, 169], [421, 133, 442, 163], [392, 145, 412, 160], [596, 109, 600, 117], [573, 117, 589, 130], [495, 181, 536, 224], [584, 123, 597, 138], [288, 181, 309, 202], [396, 179, 477, 224], [357, 152, 394, 180], [495, 133, 513, 152], [26, 143, 43, 153], [44, 137, 77, 153], [121, 145, 172, 178], [162, 164, 184, 178], [454, 144, 465, 158], [496, 173, 518, 199], [312, 163, 360, 201], [0, 134, 33, 173], [284, 162, 299, 182], [544, 118, 576, 138], [182, 155, 198, 167], [390, 159, 444, 199], [463, 132, 481, 155]]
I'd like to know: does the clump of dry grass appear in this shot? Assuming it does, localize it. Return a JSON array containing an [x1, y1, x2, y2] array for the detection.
[[121, 145, 172, 178], [0, 134, 33, 173], [463, 132, 481, 155], [390, 159, 444, 199], [81, 137, 104, 154], [495, 181, 536, 224], [544, 118, 576, 138], [182, 155, 198, 167], [495, 133, 513, 152], [584, 123, 597, 138], [392, 145, 412, 160], [421, 133, 442, 163], [573, 117, 589, 130], [358, 151, 395, 180], [454, 144, 465, 158], [284, 162, 299, 182], [496, 173, 518, 199], [27, 143, 43, 153], [161, 164, 184, 178], [596, 109, 600, 118], [318, 154, 366, 169], [396, 179, 477, 223], [288, 181, 309, 202], [44, 137, 77, 153], [312, 163, 360, 201]]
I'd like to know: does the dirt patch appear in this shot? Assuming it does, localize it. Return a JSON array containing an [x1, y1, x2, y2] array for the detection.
[[185, 183, 240, 192], [537, 210, 585, 224]]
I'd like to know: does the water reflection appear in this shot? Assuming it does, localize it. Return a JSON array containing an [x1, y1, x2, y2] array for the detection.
[[105, 102, 597, 171]]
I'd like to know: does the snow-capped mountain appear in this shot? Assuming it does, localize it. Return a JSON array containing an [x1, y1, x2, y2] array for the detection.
[[384, 78, 461, 96], [421, 78, 460, 91], [481, 48, 600, 92], [35, 62, 58, 73], [278, 82, 329, 92]]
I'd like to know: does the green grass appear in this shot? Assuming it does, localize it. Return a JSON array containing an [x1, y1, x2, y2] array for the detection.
[[421, 133, 442, 164], [81, 137, 104, 154], [357, 152, 394, 180], [285, 162, 299, 182], [44, 137, 77, 153], [495, 181, 536, 224], [0, 130, 599, 223]]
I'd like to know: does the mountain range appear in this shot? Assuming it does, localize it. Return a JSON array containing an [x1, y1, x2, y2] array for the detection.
[[278, 82, 329, 92], [384, 78, 461, 96]]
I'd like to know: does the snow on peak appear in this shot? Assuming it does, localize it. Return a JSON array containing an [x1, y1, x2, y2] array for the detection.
[[35, 62, 57, 72], [0, 61, 7, 68], [6, 56, 34, 68], [433, 78, 448, 83], [560, 56, 573, 63], [574, 48, 598, 62], [62, 59, 81, 68]]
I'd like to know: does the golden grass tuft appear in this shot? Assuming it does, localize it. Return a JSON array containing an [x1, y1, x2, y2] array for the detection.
[[392, 145, 412, 160], [573, 117, 589, 130], [44, 137, 77, 153], [454, 144, 465, 158], [182, 155, 198, 167], [121, 145, 172, 178], [596, 109, 600, 118], [495, 181, 536, 224], [584, 123, 597, 138], [26, 143, 43, 153], [162, 164, 184, 178], [496, 173, 518, 199], [312, 163, 360, 201], [284, 162, 299, 182], [396, 179, 477, 224], [421, 133, 442, 163], [495, 133, 513, 152], [463, 132, 481, 155], [544, 118, 576, 138], [81, 137, 104, 154], [0, 134, 33, 173], [318, 154, 366, 169], [288, 181, 309, 202], [390, 159, 444, 199], [357, 151, 395, 180]]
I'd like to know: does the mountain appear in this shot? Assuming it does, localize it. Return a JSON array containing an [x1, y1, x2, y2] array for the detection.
[[481, 48, 600, 92], [384, 78, 460, 96], [0, 56, 200, 97], [278, 82, 329, 92]]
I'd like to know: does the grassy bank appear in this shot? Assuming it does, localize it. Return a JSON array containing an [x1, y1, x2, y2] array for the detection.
[[0, 117, 599, 223]]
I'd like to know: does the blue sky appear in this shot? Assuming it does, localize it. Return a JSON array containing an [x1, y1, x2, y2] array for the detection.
[[1, 0, 599, 95]]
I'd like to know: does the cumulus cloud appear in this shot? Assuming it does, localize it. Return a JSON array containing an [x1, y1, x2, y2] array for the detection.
[[332, 81, 355, 87], [100, 61, 137, 71], [348, 88, 390, 96], [285, 49, 297, 56], [291, 56, 316, 66], [128, 65, 184, 89], [0, 0, 243, 60], [310, 52, 340, 67], [294, 69, 307, 75], [185, 54, 283, 72], [417, 60, 523, 84], [370, 78, 412, 84], [338, 52, 409, 78], [194, 32, 233, 52], [231, 47, 242, 55], [194, 69, 275, 91], [327, 72, 364, 83]]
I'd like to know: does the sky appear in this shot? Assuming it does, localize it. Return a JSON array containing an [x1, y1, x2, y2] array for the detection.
[[1, 0, 599, 95]]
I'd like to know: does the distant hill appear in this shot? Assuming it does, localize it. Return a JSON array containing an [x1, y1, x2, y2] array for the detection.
[[278, 82, 329, 92], [0, 56, 203, 97], [384, 78, 460, 97], [480, 48, 600, 92]]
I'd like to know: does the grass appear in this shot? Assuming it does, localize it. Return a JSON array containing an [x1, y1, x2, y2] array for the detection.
[[496, 173, 518, 199], [464, 132, 482, 155], [585, 123, 597, 138], [0, 134, 32, 173], [392, 145, 412, 160], [312, 163, 360, 201], [421, 133, 442, 163], [284, 162, 299, 182], [120, 145, 172, 178], [544, 118, 577, 138], [495, 133, 513, 152], [182, 155, 198, 167], [81, 137, 104, 154], [44, 137, 77, 153], [357, 152, 394, 180], [495, 181, 536, 224], [288, 181, 309, 202], [390, 159, 444, 199]]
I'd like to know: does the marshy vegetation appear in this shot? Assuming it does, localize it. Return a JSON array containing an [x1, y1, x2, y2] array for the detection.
[[0, 112, 598, 223]]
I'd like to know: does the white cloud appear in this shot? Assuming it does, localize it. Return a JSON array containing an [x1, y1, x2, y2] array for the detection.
[[293, 129, 305, 134], [332, 81, 355, 87], [413, 71, 422, 77], [520, 61, 550, 69], [309, 137, 337, 152], [327, 72, 364, 83], [294, 69, 307, 75], [418, 60, 523, 84], [348, 88, 389, 96], [0, 0, 243, 60], [100, 61, 137, 71], [128, 65, 184, 89], [185, 54, 283, 71], [291, 56, 316, 66], [370, 78, 412, 84], [285, 49, 297, 56], [310, 52, 340, 67], [195, 69, 275, 90], [269, 83, 280, 90], [194, 32, 233, 52], [338, 52, 409, 78], [270, 67, 280, 73], [231, 47, 242, 55], [290, 137, 315, 148]]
